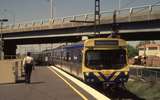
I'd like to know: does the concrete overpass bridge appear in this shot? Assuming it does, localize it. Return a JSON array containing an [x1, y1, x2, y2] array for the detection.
[[1, 4, 160, 57]]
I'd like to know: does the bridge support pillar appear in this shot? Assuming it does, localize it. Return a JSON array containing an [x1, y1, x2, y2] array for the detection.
[[3, 40, 17, 59]]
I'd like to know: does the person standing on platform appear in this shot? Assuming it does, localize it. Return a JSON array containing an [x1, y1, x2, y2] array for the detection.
[[23, 52, 34, 84]]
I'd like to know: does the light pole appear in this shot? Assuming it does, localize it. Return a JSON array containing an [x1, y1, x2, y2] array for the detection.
[[119, 0, 121, 10], [46, 0, 54, 19], [0, 19, 8, 60], [50, 0, 53, 19], [94, 0, 100, 34]]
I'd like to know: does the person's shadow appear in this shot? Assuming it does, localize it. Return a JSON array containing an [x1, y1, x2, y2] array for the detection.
[[29, 81, 45, 84], [16, 80, 45, 85]]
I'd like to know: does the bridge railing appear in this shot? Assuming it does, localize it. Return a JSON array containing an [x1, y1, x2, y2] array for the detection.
[[2, 4, 160, 33]]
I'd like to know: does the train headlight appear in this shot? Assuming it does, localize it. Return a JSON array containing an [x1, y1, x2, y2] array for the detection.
[[86, 78, 94, 82], [91, 79, 94, 82], [125, 72, 128, 75], [85, 72, 89, 76], [86, 79, 90, 82]]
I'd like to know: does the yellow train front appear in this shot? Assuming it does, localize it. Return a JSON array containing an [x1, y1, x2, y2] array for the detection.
[[82, 38, 129, 87]]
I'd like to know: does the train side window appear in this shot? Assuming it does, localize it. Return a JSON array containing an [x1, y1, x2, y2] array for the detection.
[[74, 56, 78, 60], [78, 53, 82, 63], [66, 52, 69, 61], [72, 49, 82, 63]]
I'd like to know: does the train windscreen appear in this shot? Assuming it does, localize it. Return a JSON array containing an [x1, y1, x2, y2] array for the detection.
[[85, 49, 127, 69]]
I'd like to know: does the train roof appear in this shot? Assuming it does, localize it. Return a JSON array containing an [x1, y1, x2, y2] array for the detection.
[[63, 42, 84, 49], [41, 42, 84, 53]]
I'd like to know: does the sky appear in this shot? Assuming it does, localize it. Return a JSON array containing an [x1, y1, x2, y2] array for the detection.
[[0, 0, 160, 54], [0, 0, 159, 24]]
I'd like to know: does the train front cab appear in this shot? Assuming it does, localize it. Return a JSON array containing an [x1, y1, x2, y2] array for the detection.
[[82, 38, 129, 87]]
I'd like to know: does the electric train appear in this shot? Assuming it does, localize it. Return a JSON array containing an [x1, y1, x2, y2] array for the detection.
[[39, 38, 129, 88]]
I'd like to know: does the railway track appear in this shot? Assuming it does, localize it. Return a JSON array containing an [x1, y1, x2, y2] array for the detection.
[[89, 83, 145, 100]]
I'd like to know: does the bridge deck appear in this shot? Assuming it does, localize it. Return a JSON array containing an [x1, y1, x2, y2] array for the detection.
[[0, 67, 106, 100], [2, 4, 160, 34]]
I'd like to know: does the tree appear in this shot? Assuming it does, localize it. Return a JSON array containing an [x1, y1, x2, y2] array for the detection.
[[127, 45, 138, 58]]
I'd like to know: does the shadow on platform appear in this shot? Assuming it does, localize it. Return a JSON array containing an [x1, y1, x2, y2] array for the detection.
[[16, 80, 45, 85]]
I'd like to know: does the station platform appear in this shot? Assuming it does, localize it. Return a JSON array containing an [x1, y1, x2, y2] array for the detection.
[[0, 66, 109, 100]]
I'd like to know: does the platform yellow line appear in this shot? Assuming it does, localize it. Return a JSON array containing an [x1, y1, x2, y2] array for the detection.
[[50, 66, 110, 100], [48, 67, 88, 100]]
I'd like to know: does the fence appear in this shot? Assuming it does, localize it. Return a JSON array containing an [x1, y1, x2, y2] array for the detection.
[[129, 66, 160, 82]]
